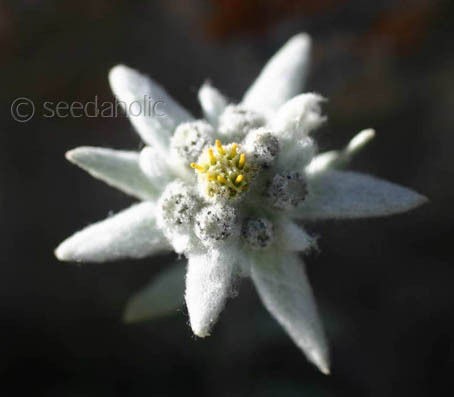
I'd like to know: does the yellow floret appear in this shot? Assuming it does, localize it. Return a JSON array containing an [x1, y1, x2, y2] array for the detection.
[[191, 139, 253, 199]]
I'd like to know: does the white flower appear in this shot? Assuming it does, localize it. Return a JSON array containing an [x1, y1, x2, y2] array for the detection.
[[55, 33, 427, 374]]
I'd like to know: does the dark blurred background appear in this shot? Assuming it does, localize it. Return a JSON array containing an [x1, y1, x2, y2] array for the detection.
[[0, 0, 453, 396]]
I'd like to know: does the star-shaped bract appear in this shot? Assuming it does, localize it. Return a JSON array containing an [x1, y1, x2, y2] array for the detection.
[[55, 34, 426, 374]]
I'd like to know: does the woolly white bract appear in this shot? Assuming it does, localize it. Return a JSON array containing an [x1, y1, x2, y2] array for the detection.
[[55, 34, 427, 374]]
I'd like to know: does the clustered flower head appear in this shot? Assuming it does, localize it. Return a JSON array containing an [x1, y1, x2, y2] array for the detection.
[[55, 34, 427, 374]]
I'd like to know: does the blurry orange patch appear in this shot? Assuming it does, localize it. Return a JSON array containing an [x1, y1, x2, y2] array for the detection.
[[362, 0, 439, 55], [0, 2, 14, 55], [206, 0, 348, 38]]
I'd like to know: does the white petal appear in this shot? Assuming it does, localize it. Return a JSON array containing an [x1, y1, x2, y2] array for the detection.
[[250, 252, 329, 374], [123, 262, 185, 323], [276, 220, 316, 252], [55, 202, 170, 263], [276, 136, 317, 172], [185, 246, 238, 337], [109, 65, 193, 150], [346, 128, 375, 155], [271, 93, 326, 139], [304, 150, 339, 175], [306, 129, 375, 174], [141, 145, 193, 185], [242, 33, 312, 114], [139, 146, 173, 182], [198, 82, 227, 126], [297, 170, 428, 220], [66, 147, 158, 200]]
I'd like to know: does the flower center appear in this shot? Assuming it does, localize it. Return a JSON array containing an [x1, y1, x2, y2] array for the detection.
[[191, 139, 252, 200]]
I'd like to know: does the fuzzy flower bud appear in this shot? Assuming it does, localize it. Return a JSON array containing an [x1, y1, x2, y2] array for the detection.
[[267, 171, 308, 210], [194, 204, 238, 243], [158, 181, 201, 230], [218, 105, 265, 141], [243, 128, 280, 166], [242, 217, 274, 249], [171, 120, 214, 163]]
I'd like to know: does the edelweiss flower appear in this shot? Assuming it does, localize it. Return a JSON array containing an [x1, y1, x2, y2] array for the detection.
[[55, 34, 427, 374]]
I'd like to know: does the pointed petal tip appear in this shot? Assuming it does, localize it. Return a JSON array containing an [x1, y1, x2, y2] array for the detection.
[[188, 312, 214, 338], [347, 128, 376, 153], [122, 294, 145, 324], [315, 358, 331, 376], [54, 203, 168, 264], [396, 190, 429, 213], [301, 170, 429, 219], [280, 33, 312, 63], [415, 193, 429, 207], [108, 64, 134, 85], [200, 80, 213, 90], [361, 127, 376, 136], [122, 303, 141, 324], [54, 241, 76, 263], [191, 324, 211, 338], [293, 32, 311, 41], [64, 148, 77, 162], [185, 248, 236, 341], [54, 238, 86, 263], [122, 311, 134, 324], [108, 64, 146, 100], [287, 32, 312, 50], [242, 32, 313, 113], [198, 81, 228, 125], [306, 348, 331, 375], [64, 146, 89, 163], [122, 308, 155, 324], [54, 245, 65, 261], [65, 146, 104, 164]]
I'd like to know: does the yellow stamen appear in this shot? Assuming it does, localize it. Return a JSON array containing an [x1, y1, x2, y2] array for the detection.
[[235, 174, 244, 184], [208, 148, 216, 165], [230, 143, 238, 157], [217, 175, 227, 184], [190, 139, 252, 200], [190, 163, 205, 172], [215, 139, 225, 155], [238, 153, 246, 169]]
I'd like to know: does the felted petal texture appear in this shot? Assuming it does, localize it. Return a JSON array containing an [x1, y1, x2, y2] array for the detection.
[[269, 93, 324, 171], [55, 202, 170, 263], [276, 220, 316, 252], [271, 93, 326, 139], [250, 252, 329, 374], [66, 147, 158, 200], [198, 82, 227, 126], [124, 261, 185, 323], [185, 246, 238, 337], [109, 65, 193, 150], [242, 33, 311, 114], [139, 146, 174, 185], [306, 129, 375, 174], [297, 170, 427, 220]]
